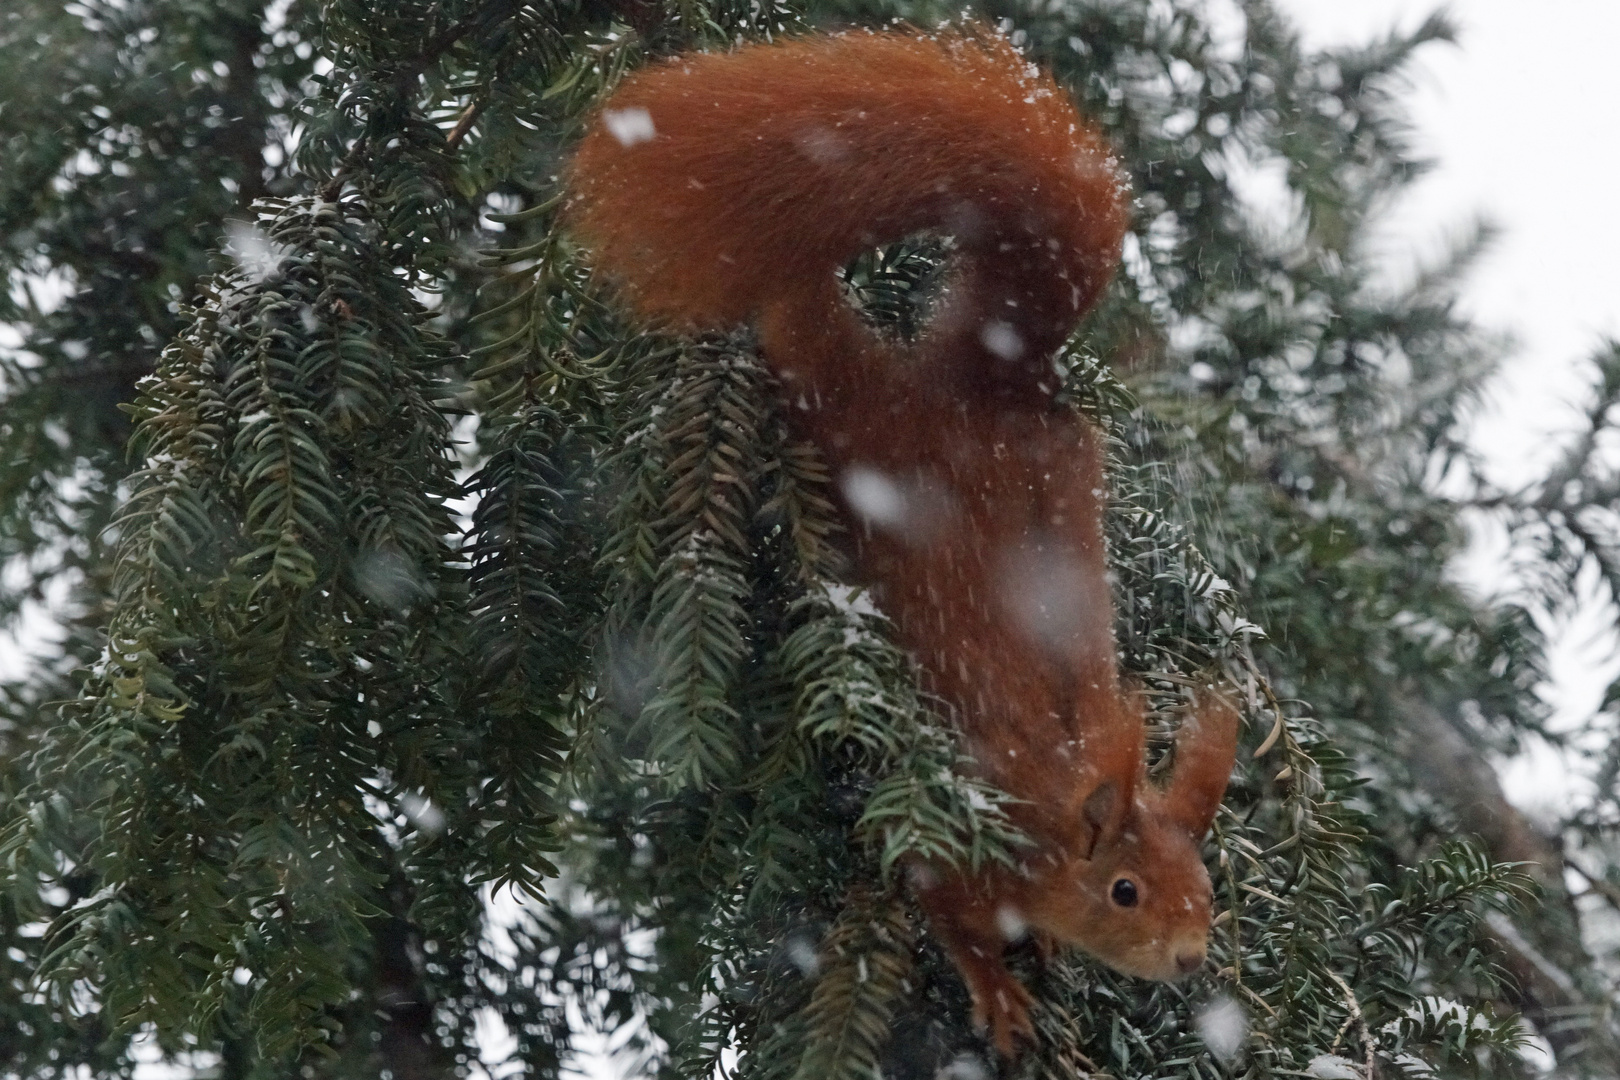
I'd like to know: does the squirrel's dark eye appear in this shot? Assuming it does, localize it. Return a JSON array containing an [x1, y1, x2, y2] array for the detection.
[[1110, 878, 1138, 907]]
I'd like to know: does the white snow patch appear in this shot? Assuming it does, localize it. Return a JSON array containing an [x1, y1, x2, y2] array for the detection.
[[1195, 995, 1248, 1062], [937, 1052, 991, 1080], [1216, 610, 1266, 641], [825, 582, 881, 621], [1305, 1055, 1361, 1079]]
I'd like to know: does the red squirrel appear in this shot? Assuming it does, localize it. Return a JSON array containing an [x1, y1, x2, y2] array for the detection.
[[566, 27, 1241, 1053]]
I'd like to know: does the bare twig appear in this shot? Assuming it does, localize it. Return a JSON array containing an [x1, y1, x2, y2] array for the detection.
[[1325, 968, 1376, 1080], [1566, 858, 1620, 913], [446, 97, 489, 149]]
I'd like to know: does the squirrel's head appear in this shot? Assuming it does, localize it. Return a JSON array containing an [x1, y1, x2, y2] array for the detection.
[[1025, 690, 1240, 982]]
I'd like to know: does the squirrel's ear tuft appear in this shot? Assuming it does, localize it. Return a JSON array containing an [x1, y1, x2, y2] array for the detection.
[[1163, 687, 1241, 837]]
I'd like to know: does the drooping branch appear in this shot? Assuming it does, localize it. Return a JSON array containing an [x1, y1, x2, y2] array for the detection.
[[1398, 694, 1619, 1068]]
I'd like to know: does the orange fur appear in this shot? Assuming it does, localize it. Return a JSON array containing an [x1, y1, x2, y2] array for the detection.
[[567, 28, 1239, 1054]]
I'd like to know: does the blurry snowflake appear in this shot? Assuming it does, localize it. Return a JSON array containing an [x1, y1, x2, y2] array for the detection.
[[353, 547, 432, 611], [223, 219, 292, 283], [604, 107, 656, 146], [400, 792, 446, 837]]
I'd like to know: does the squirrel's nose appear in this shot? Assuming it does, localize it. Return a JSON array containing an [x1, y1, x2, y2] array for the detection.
[[1175, 951, 1205, 976]]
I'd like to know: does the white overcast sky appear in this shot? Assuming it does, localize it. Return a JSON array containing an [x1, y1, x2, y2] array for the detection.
[[1274, 0, 1620, 812], [1274, 0, 1619, 484]]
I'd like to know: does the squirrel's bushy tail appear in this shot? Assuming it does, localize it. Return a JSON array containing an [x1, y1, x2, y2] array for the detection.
[[567, 28, 1127, 399]]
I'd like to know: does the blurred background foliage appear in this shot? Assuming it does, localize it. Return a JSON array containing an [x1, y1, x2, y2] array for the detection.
[[0, 0, 1616, 1078]]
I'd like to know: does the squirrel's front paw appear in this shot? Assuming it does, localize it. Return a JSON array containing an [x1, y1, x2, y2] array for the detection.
[[967, 966, 1036, 1056]]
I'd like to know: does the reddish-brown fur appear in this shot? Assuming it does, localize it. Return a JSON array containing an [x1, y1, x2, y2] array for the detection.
[[568, 28, 1240, 1053]]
